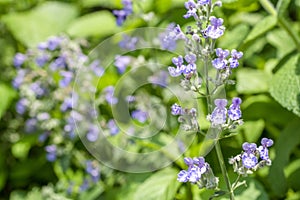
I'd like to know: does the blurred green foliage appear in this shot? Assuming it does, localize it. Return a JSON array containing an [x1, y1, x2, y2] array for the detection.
[[0, 0, 300, 199]]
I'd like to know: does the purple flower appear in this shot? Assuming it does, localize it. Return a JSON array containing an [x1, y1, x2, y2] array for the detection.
[[107, 119, 119, 135], [114, 55, 131, 73], [89, 60, 104, 77], [126, 95, 136, 103], [119, 35, 138, 50], [79, 179, 89, 192], [205, 16, 225, 39], [241, 152, 257, 169], [171, 103, 182, 115], [258, 138, 273, 160], [228, 49, 243, 68], [13, 53, 27, 68], [148, 70, 168, 87], [45, 144, 57, 162], [177, 170, 189, 182], [47, 36, 62, 51], [86, 160, 100, 183], [198, 0, 211, 5], [61, 93, 78, 112], [64, 117, 76, 138], [228, 97, 242, 120], [16, 98, 28, 115], [184, 0, 198, 19], [38, 131, 50, 142], [50, 56, 66, 71], [182, 53, 197, 74], [210, 99, 227, 126], [12, 69, 26, 89], [37, 112, 50, 121], [86, 125, 99, 142], [168, 55, 184, 77], [212, 48, 229, 69], [104, 86, 118, 105], [131, 110, 148, 123], [113, 10, 129, 26], [35, 54, 50, 67], [159, 23, 177, 51], [30, 82, 46, 97], [59, 71, 73, 88]]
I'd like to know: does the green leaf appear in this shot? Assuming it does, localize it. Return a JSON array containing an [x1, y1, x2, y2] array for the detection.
[[133, 168, 181, 200], [269, 54, 300, 117], [0, 84, 16, 118], [155, 0, 172, 13], [219, 24, 250, 49], [11, 141, 31, 160], [2, 2, 78, 47], [244, 16, 277, 44], [266, 29, 296, 58], [268, 118, 300, 196], [233, 178, 268, 200], [276, 0, 292, 17], [67, 11, 119, 38], [235, 119, 265, 146], [236, 68, 271, 94]]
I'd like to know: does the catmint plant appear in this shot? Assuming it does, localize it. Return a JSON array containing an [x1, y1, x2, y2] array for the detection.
[[162, 0, 274, 199]]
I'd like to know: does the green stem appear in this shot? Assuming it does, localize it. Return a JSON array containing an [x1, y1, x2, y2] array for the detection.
[[215, 141, 235, 200], [259, 0, 300, 51]]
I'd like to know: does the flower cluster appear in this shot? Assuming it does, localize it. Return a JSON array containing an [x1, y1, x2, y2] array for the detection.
[[113, 0, 133, 26], [177, 157, 218, 189], [207, 97, 243, 129], [171, 104, 198, 131], [229, 138, 274, 175], [168, 53, 197, 77]]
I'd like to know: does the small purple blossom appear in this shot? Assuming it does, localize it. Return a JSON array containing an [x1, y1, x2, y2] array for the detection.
[[113, 0, 133, 26], [114, 55, 131, 73], [184, 0, 198, 19], [107, 119, 119, 135], [104, 86, 118, 105], [212, 48, 229, 69], [258, 138, 273, 160], [86, 125, 99, 142], [159, 23, 177, 51], [86, 160, 100, 183], [30, 82, 46, 97], [198, 0, 211, 5], [45, 144, 57, 162], [182, 53, 197, 74], [13, 53, 27, 68], [210, 99, 227, 126], [228, 49, 243, 68], [205, 16, 225, 39], [47, 36, 62, 51], [16, 98, 28, 115], [119, 35, 138, 50], [35, 54, 50, 67], [171, 103, 182, 115], [131, 110, 148, 123], [12, 69, 26, 89], [25, 118, 37, 133], [168, 55, 184, 77], [61, 93, 78, 112], [241, 152, 258, 169], [59, 71, 73, 88], [50, 56, 66, 71], [228, 97, 242, 120], [38, 131, 50, 142], [89, 60, 104, 77]]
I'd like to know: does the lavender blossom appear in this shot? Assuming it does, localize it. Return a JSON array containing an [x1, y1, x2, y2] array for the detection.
[[13, 53, 27, 68], [86, 125, 99, 142], [12, 69, 26, 89], [114, 55, 131, 73], [45, 144, 57, 162], [104, 86, 118, 105], [171, 103, 183, 115], [89, 60, 104, 77], [205, 16, 225, 39], [59, 71, 73, 88], [212, 48, 229, 69], [131, 110, 148, 123], [16, 98, 29, 115], [47, 36, 63, 51], [107, 119, 119, 135], [86, 160, 100, 183], [119, 35, 138, 50], [258, 138, 273, 160], [241, 142, 257, 169], [184, 0, 198, 19], [228, 97, 242, 120], [228, 49, 243, 68], [209, 99, 227, 126]]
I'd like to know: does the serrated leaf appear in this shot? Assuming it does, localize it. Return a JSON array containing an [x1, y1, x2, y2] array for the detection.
[[237, 68, 270, 94], [276, 0, 291, 17], [2, 2, 78, 47], [269, 54, 300, 117], [244, 16, 277, 44], [133, 168, 181, 200], [0, 84, 16, 118], [67, 11, 119, 38], [268, 119, 300, 196]]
